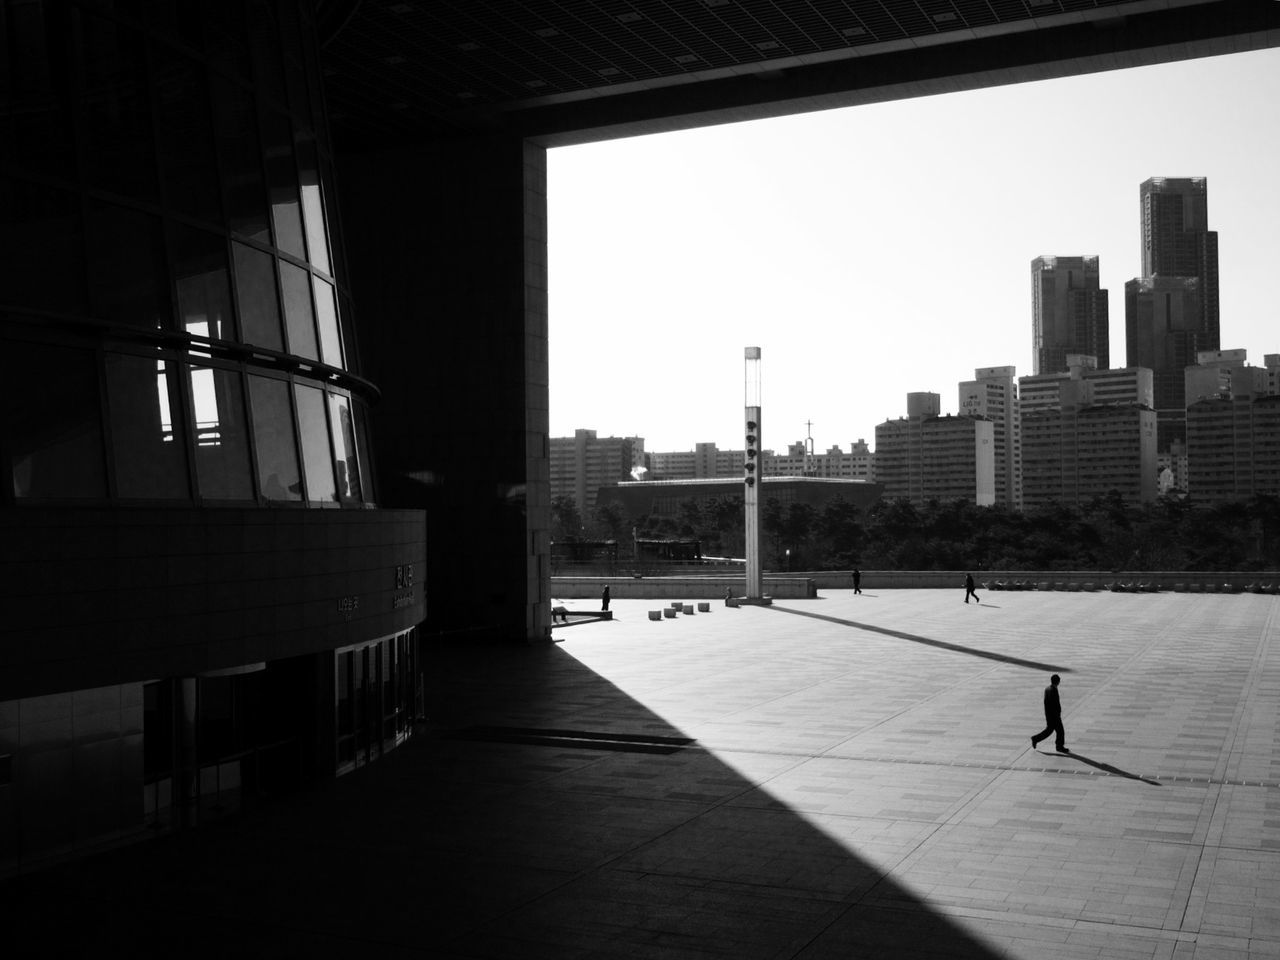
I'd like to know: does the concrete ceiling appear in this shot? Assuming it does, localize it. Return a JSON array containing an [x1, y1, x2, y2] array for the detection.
[[318, 0, 1280, 148]]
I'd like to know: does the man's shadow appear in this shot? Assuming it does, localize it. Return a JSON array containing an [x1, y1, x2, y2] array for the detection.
[[1036, 748, 1161, 786]]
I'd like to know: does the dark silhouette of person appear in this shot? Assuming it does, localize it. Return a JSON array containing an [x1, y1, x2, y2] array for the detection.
[[964, 573, 979, 604], [852, 568, 862, 594], [601, 585, 610, 611], [1031, 674, 1068, 752]]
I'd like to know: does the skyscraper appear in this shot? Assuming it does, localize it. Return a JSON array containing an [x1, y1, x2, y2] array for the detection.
[[1031, 256, 1110, 374], [959, 366, 1021, 510], [1125, 177, 1220, 450]]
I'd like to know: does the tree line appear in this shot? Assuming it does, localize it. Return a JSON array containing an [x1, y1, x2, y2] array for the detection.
[[551, 492, 1280, 572]]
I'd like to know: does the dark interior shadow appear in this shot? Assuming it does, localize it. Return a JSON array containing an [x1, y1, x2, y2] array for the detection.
[[3, 641, 1010, 958], [767, 604, 1072, 673], [1054, 750, 1162, 786]]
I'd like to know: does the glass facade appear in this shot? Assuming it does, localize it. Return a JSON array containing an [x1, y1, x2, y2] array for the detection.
[[0, 0, 373, 507]]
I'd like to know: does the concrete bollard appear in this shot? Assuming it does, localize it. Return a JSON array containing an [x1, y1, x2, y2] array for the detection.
[[682, 604, 695, 614], [663, 608, 677, 618], [697, 602, 710, 612], [648, 610, 661, 621]]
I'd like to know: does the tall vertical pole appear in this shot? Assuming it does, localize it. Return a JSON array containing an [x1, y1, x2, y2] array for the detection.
[[744, 347, 762, 599]]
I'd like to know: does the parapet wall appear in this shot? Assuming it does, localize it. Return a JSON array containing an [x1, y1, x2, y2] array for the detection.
[[551, 576, 816, 600], [798, 570, 1280, 591]]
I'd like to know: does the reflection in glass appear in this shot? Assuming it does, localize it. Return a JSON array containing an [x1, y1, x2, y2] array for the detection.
[[3, 2, 76, 179], [172, 224, 233, 342], [86, 200, 169, 329], [280, 261, 317, 360], [264, 111, 305, 259], [313, 277, 343, 368], [248, 376, 302, 501], [296, 136, 330, 273], [188, 365, 253, 499], [294, 383, 335, 502], [232, 243, 283, 351], [105, 353, 189, 499], [211, 76, 270, 243], [5, 342, 106, 498], [327, 393, 362, 501], [354, 400, 376, 504]]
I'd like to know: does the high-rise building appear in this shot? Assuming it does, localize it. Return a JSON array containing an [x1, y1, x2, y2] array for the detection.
[[1031, 257, 1109, 374], [1019, 360, 1157, 508], [1125, 177, 1220, 451], [646, 443, 743, 482], [550, 430, 644, 513], [958, 367, 1021, 510], [874, 394, 995, 506]]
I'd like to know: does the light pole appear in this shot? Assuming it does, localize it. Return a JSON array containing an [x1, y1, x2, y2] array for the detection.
[[744, 347, 763, 600]]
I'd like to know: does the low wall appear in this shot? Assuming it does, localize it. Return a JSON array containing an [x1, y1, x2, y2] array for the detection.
[[798, 570, 1280, 591], [551, 575, 816, 600]]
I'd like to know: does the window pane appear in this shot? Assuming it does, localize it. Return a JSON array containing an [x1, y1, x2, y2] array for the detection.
[[3, 2, 76, 179], [189, 365, 253, 500], [354, 399, 375, 504], [296, 136, 330, 273], [172, 224, 234, 342], [294, 382, 335, 502], [313, 277, 342, 368], [280, 261, 317, 360], [79, 12, 158, 200], [263, 111, 305, 259], [5, 341, 105, 498], [232, 243, 283, 351], [0, 176, 86, 314], [327, 392, 362, 501], [248, 375, 302, 501], [105, 353, 189, 499], [86, 200, 169, 329], [153, 44, 221, 223], [211, 76, 270, 243]]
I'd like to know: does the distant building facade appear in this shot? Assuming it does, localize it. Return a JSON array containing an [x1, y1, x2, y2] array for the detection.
[[550, 429, 644, 511], [602, 476, 883, 519], [1031, 256, 1109, 374], [763, 439, 874, 480], [1185, 350, 1280, 503], [958, 366, 1021, 509], [646, 442, 743, 481], [874, 393, 995, 506], [1019, 359, 1157, 508]]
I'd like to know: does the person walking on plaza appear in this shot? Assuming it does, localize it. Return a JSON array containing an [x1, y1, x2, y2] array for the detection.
[[964, 572, 979, 604], [852, 568, 862, 594], [1030, 674, 1068, 752], [601, 584, 610, 611]]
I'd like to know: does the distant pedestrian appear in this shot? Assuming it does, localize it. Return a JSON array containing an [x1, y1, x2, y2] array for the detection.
[[1030, 674, 1068, 753], [852, 568, 862, 594], [964, 572, 979, 604], [601, 585, 610, 611]]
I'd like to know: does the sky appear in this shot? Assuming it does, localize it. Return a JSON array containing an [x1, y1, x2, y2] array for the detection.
[[546, 46, 1280, 455]]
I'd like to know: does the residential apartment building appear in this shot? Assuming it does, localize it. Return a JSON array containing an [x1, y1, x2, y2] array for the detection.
[[550, 430, 644, 512], [1019, 361, 1157, 508], [646, 442, 743, 481], [1185, 351, 1280, 502], [874, 393, 995, 506], [958, 366, 1021, 509], [1031, 256, 1109, 374], [763, 440, 874, 480]]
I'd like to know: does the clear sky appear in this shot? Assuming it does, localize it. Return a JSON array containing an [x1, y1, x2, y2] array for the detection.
[[547, 47, 1280, 455]]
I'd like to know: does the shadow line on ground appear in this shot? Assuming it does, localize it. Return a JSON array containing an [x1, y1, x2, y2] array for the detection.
[[1056, 750, 1162, 786], [766, 605, 1072, 673]]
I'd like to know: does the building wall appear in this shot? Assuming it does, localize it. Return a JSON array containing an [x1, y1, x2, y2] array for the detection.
[[875, 410, 994, 506], [1031, 256, 1109, 374], [1187, 396, 1280, 502], [959, 367, 1021, 509]]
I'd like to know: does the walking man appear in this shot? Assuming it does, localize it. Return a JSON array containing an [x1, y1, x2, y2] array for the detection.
[[1030, 674, 1068, 753], [601, 584, 610, 611], [964, 572, 979, 604], [852, 568, 862, 594]]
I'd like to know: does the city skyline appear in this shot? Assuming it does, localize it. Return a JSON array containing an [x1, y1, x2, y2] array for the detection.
[[548, 47, 1280, 453]]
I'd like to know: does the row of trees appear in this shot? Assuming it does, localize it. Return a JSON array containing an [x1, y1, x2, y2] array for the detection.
[[551, 492, 1280, 572]]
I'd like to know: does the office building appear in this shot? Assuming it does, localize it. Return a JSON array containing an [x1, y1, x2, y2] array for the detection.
[[875, 394, 995, 506], [2, 0, 1272, 875], [1031, 257, 1109, 374], [1125, 177, 1220, 450], [550, 430, 644, 512], [959, 367, 1021, 509], [1019, 362, 1157, 508]]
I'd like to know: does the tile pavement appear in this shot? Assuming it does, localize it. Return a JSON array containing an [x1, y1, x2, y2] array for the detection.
[[5, 588, 1280, 958]]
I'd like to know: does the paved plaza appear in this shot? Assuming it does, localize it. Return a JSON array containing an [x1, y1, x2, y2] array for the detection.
[[8, 588, 1280, 958]]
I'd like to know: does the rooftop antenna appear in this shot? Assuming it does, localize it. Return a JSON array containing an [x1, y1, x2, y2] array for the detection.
[[804, 419, 815, 476]]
